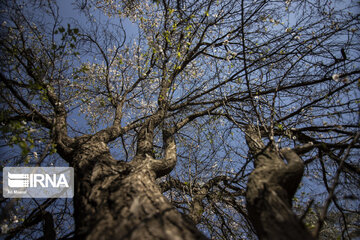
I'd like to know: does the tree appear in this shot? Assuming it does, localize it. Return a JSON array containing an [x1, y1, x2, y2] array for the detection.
[[0, 0, 359, 239]]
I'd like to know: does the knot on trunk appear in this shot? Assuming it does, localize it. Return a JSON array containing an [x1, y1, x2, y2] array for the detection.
[[245, 125, 314, 240]]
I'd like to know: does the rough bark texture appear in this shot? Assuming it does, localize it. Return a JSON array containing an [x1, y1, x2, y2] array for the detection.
[[245, 125, 315, 240], [71, 139, 208, 240]]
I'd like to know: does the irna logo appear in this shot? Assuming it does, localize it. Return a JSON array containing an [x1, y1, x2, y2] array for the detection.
[[8, 172, 69, 188], [3, 167, 74, 198]]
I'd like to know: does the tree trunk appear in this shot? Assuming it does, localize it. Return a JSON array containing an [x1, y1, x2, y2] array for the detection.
[[71, 140, 207, 240], [245, 125, 315, 240]]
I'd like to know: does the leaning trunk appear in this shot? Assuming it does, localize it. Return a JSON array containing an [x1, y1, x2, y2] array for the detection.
[[245, 125, 315, 240], [71, 140, 207, 240]]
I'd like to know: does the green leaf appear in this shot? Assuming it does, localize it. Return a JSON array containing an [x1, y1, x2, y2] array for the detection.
[[19, 141, 27, 149], [50, 143, 57, 154], [24, 156, 30, 164]]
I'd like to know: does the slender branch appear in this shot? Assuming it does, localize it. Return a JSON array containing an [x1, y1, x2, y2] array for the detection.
[[313, 132, 360, 238], [0, 73, 52, 128]]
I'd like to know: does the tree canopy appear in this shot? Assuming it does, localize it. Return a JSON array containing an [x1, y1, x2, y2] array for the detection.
[[0, 0, 359, 239]]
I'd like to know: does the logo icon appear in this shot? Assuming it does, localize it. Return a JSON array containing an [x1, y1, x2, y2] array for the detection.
[[8, 172, 30, 188], [3, 167, 74, 198]]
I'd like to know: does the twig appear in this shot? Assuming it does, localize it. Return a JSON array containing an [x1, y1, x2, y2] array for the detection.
[[313, 132, 360, 238]]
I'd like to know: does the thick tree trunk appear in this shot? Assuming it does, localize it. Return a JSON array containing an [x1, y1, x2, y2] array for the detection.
[[245, 125, 315, 240], [71, 140, 207, 240]]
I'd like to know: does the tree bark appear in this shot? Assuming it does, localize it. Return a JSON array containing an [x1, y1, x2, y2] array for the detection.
[[244, 125, 315, 240], [71, 139, 207, 240]]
